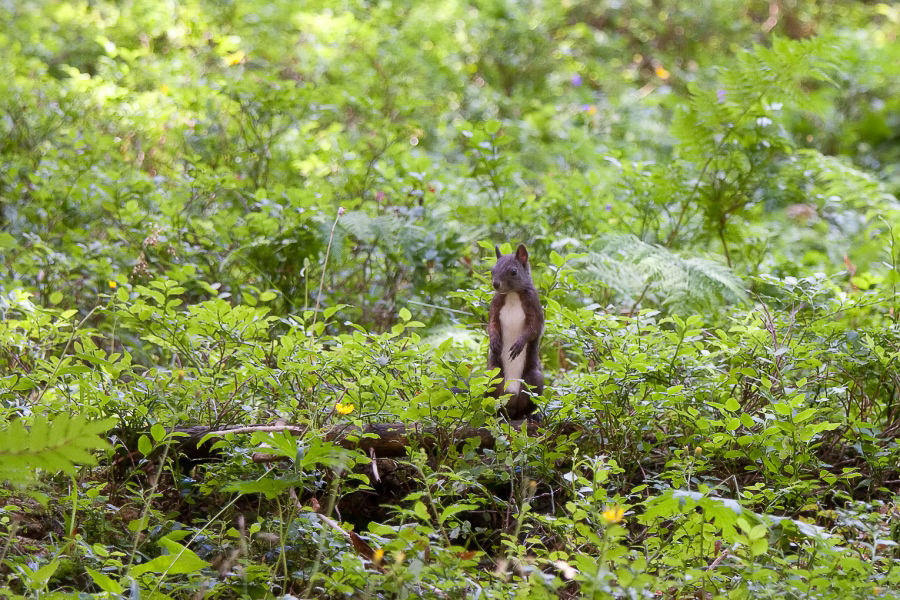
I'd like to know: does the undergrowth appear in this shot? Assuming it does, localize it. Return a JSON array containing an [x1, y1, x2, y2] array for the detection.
[[2, 0, 900, 597]]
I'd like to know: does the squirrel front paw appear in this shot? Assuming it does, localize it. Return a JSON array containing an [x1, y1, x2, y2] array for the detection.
[[508, 339, 526, 359]]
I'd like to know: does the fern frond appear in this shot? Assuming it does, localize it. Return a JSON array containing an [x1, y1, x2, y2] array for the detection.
[[786, 149, 898, 212], [0, 415, 116, 484], [583, 234, 747, 310], [337, 210, 428, 259]]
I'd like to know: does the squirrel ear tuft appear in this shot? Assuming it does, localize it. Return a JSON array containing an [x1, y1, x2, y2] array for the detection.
[[495, 245, 502, 259], [515, 244, 528, 265]]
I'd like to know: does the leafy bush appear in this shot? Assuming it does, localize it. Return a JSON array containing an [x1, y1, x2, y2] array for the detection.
[[2, 0, 900, 597]]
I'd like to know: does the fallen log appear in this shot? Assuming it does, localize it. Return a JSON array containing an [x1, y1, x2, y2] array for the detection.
[[171, 420, 557, 463]]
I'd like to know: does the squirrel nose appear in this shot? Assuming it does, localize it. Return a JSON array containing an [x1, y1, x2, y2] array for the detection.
[[493, 282, 500, 290]]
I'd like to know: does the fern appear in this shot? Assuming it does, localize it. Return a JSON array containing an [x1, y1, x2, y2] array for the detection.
[[336, 210, 429, 260], [0, 415, 116, 484], [583, 234, 747, 310], [663, 37, 844, 251], [673, 36, 842, 163], [786, 149, 898, 213]]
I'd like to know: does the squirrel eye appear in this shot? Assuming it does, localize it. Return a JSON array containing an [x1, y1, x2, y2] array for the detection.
[[511, 268, 518, 276]]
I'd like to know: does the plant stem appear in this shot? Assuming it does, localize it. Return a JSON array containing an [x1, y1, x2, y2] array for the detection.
[[310, 208, 344, 338], [718, 221, 732, 268]]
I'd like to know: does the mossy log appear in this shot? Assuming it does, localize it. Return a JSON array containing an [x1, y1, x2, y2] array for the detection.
[[169, 420, 564, 463]]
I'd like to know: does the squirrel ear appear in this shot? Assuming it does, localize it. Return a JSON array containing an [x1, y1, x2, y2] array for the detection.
[[515, 244, 528, 265], [495, 245, 502, 259]]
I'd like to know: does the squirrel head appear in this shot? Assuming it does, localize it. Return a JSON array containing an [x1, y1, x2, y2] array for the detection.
[[492, 244, 531, 294]]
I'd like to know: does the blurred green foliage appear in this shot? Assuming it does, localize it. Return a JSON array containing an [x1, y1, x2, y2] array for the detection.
[[2, 0, 900, 597]]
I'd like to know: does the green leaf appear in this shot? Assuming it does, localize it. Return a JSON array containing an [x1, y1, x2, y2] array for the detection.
[[324, 304, 347, 319], [414, 501, 430, 522], [773, 403, 792, 416], [86, 568, 124, 594], [807, 422, 840, 435], [130, 538, 209, 576], [439, 503, 478, 525], [221, 479, 298, 499], [748, 524, 767, 540], [128, 516, 149, 532], [296, 438, 361, 471], [794, 408, 817, 423], [138, 435, 153, 456], [749, 537, 768, 556], [151, 424, 167, 442], [29, 560, 60, 589]]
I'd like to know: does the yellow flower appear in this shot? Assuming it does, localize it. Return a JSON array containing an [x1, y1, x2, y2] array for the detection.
[[373, 548, 384, 566], [335, 402, 354, 415], [224, 51, 245, 66], [160, 84, 169, 94], [601, 505, 625, 524], [107, 280, 117, 289], [655, 66, 671, 80]]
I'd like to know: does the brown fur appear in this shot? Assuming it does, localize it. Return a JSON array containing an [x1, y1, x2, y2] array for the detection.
[[488, 244, 544, 419]]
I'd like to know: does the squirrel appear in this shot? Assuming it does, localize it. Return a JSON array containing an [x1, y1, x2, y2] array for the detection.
[[488, 244, 544, 420]]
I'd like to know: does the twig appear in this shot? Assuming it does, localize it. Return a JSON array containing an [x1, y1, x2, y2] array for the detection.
[[707, 549, 729, 570], [203, 425, 306, 437]]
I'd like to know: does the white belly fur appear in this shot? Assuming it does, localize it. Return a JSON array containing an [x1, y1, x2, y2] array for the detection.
[[499, 292, 527, 394]]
